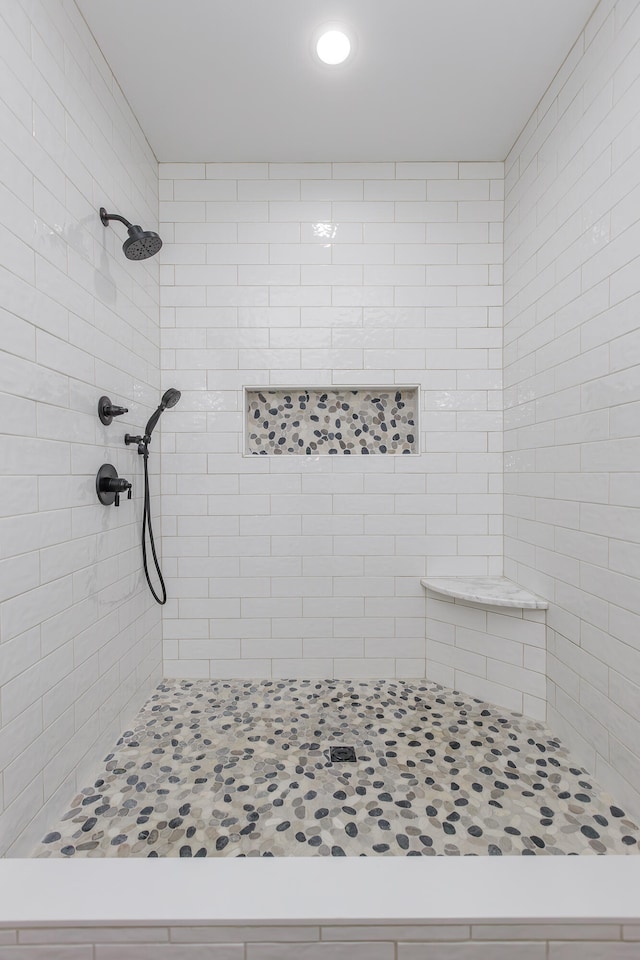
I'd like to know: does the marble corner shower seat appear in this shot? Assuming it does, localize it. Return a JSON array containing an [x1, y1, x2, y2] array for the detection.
[[421, 576, 549, 721]]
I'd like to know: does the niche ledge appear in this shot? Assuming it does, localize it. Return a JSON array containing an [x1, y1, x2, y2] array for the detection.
[[421, 575, 548, 610]]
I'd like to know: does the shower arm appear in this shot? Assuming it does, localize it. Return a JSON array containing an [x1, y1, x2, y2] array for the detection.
[[99, 208, 133, 229]]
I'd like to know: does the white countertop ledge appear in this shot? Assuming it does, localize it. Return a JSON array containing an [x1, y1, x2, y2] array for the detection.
[[0, 858, 639, 925], [421, 575, 548, 610]]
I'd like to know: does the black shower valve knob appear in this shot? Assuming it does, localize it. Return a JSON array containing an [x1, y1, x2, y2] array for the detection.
[[96, 464, 132, 507], [98, 395, 129, 425], [105, 476, 131, 494]]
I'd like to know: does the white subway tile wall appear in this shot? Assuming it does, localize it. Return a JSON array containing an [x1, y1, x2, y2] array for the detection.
[[504, 0, 640, 817], [425, 595, 547, 719], [0, 922, 635, 957], [0, 1, 161, 855], [159, 162, 504, 679]]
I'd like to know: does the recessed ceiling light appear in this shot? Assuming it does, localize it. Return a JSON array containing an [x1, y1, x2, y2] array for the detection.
[[316, 28, 351, 65]]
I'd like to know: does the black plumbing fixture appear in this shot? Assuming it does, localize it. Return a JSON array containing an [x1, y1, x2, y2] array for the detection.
[[99, 207, 163, 260], [125, 388, 181, 605], [96, 464, 132, 507], [144, 387, 181, 443], [125, 388, 182, 451], [98, 395, 128, 425]]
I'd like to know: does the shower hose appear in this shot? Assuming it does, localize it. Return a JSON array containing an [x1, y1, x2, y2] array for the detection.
[[141, 443, 167, 605]]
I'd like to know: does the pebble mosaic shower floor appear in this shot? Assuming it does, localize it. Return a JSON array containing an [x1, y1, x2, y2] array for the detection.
[[35, 679, 640, 858]]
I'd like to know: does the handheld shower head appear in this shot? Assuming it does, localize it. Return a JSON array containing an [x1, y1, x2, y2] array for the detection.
[[128, 388, 182, 607], [100, 208, 163, 261], [161, 388, 181, 409], [144, 388, 182, 440]]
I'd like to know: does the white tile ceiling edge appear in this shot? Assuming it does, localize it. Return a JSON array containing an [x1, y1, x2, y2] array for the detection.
[[75, 0, 600, 163]]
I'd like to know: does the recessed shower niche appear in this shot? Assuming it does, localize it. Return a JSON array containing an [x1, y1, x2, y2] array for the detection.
[[245, 387, 419, 456]]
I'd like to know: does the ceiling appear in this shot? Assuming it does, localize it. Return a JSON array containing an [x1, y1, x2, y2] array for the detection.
[[76, 0, 599, 162]]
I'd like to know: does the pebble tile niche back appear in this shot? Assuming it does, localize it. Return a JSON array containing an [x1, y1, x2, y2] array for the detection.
[[245, 387, 419, 455]]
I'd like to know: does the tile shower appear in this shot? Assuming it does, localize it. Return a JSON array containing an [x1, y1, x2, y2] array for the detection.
[[158, 159, 504, 684], [0, 0, 639, 937]]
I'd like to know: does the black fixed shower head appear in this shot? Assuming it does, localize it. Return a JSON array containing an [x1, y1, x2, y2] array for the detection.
[[123, 226, 163, 261], [144, 387, 182, 440], [100, 208, 163, 261]]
